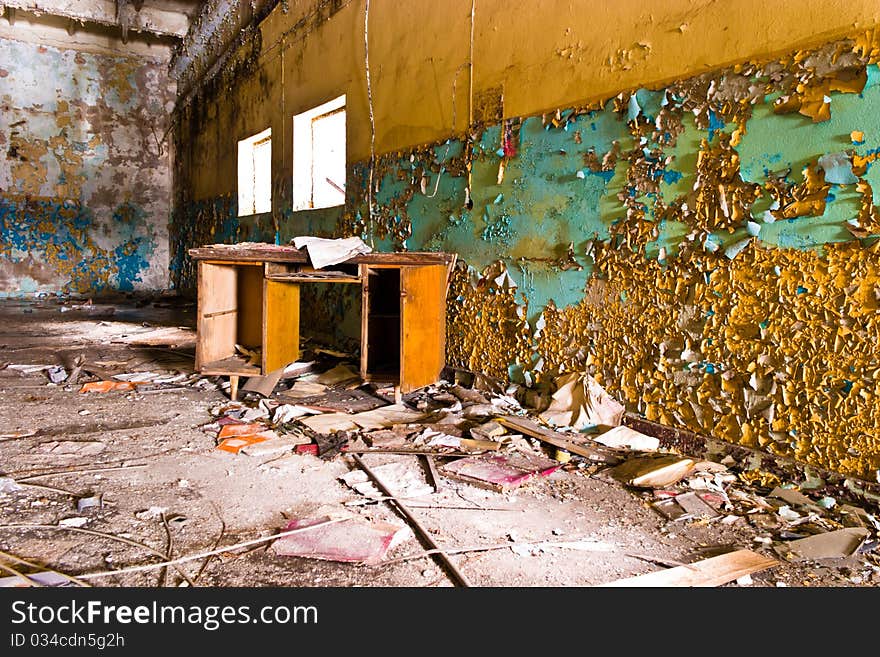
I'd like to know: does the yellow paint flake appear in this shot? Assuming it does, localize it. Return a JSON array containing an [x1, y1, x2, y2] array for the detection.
[[446, 263, 532, 380], [688, 134, 761, 232]]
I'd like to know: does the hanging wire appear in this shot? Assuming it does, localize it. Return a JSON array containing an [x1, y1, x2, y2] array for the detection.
[[364, 0, 376, 248]]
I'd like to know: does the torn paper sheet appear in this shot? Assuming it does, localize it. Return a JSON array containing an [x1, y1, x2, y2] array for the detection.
[[292, 236, 372, 269], [440, 451, 560, 492], [594, 425, 659, 451], [412, 428, 461, 448], [313, 363, 362, 387], [274, 404, 321, 424], [298, 413, 359, 434], [271, 507, 412, 565], [350, 403, 426, 430], [340, 462, 434, 499], [539, 371, 625, 430]]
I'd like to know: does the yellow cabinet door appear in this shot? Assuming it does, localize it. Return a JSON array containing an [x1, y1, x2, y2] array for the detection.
[[400, 264, 447, 392]]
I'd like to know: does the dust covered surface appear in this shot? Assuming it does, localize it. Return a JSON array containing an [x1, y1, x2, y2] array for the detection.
[[0, 297, 877, 588]]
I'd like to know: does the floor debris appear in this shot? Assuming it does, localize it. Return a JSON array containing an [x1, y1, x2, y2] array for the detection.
[[279, 381, 329, 399], [671, 491, 721, 520], [349, 403, 426, 430], [594, 425, 659, 451], [2, 297, 879, 589], [774, 528, 870, 561], [0, 571, 79, 587], [313, 363, 362, 387], [539, 371, 625, 430], [35, 440, 106, 456], [76, 495, 103, 513], [270, 508, 412, 565], [217, 433, 271, 454], [241, 368, 285, 398], [600, 549, 779, 587], [340, 461, 434, 499], [606, 455, 697, 488], [298, 413, 359, 433], [79, 381, 137, 393], [497, 415, 620, 463], [440, 451, 560, 492], [351, 454, 472, 586]]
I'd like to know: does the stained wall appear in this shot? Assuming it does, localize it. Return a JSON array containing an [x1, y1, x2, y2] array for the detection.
[[0, 21, 174, 296], [172, 1, 880, 481]]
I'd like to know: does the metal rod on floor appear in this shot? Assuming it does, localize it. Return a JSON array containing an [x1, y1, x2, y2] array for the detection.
[[351, 454, 471, 587]]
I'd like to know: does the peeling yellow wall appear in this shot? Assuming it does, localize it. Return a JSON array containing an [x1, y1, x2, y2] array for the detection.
[[172, 1, 880, 482], [178, 0, 880, 203]]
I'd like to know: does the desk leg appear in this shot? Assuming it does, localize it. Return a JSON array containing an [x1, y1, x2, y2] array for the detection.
[[394, 385, 402, 405], [229, 375, 240, 401]]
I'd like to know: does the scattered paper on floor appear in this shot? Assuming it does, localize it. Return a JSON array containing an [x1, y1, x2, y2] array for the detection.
[[271, 507, 411, 565], [594, 425, 659, 451], [539, 371, 625, 430]]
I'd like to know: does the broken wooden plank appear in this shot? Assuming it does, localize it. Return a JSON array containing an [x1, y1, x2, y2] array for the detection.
[[241, 367, 284, 397], [604, 455, 696, 488], [600, 549, 778, 587], [351, 454, 471, 587], [497, 415, 620, 463], [774, 528, 870, 561], [422, 454, 442, 492], [459, 438, 502, 452], [342, 448, 472, 457]]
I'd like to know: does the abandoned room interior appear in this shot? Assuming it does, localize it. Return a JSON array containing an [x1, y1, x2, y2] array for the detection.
[[1, 0, 879, 590]]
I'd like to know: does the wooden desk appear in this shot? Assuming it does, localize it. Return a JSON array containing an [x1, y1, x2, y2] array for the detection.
[[188, 243, 456, 399]]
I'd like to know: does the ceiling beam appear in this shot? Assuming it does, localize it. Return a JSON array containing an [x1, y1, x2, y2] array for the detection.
[[1, 0, 188, 37]]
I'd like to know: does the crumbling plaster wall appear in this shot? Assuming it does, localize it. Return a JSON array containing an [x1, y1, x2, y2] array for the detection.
[[0, 23, 174, 296], [172, 0, 880, 481]]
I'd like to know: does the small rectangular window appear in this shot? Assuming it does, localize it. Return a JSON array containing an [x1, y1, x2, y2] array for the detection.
[[292, 95, 346, 211], [238, 127, 272, 216]]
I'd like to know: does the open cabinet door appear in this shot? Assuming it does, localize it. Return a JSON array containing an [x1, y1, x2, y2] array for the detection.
[[262, 280, 300, 373], [400, 264, 447, 392]]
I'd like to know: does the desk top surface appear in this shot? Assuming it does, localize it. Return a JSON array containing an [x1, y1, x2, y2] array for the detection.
[[188, 242, 455, 266]]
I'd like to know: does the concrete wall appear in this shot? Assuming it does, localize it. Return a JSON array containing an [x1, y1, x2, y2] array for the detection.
[[0, 19, 174, 296], [171, 0, 880, 481]]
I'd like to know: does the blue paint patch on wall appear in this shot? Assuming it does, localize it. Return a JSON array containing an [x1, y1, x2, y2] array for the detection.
[[707, 110, 726, 140], [0, 196, 156, 295]]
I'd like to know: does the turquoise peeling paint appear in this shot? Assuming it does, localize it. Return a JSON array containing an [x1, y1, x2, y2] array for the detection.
[[329, 61, 880, 325], [176, 49, 880, 354], [112, 203, 154, 291]]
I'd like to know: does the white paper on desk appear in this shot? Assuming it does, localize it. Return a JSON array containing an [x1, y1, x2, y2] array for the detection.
[[292, 236, 372, 269]]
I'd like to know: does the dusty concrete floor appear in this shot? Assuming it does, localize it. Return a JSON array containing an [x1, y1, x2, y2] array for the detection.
[[0, 295, 877, 588]]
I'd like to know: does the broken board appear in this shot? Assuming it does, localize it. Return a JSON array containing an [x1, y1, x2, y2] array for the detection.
[[497, 415, 620, 463], [600, 549, 778, 587], [605, 455, 696, 488], [774, 527, 870, 561], [440, 451, 560, 492]]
